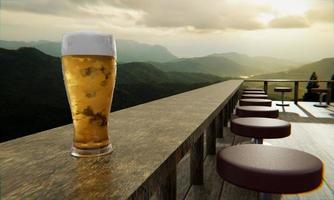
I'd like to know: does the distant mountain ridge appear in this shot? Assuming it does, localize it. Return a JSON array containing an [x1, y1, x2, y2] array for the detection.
[[0, 47, 223, 141], [0, 39, 178, 63], [153, 52, 300, 78], [209, 52, 301, 73], [254, 57, 334, 80], [0, 40, 303, 78]]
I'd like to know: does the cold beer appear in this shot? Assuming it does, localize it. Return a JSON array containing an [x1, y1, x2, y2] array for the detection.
[[61, 32, 116, 157]]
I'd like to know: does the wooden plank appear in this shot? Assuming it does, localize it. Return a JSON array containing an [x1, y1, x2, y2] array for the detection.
[[184, 156, 223, 200], [223, 108, 228, 127], [266, 122, 334, 200], [206, 121, 216, 155], [185, 127, 235, 200], [220, 182, 257, 200], [177, 153, 191, 200], [191, 135, 204, 185], [161, 168, 177, 200], [217, 111, 223, 138]]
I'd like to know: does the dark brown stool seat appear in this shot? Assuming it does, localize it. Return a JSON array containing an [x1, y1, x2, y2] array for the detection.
[[231, 117, 290, 144], [217, 144, 323, 194], [274, 87, 292, 93], [311, 88, 328, 108], [236, 106, 279, 118], [243, 88, 263, 91], [239, 99, 272, 107], [241, 94, 268, 99], [274, 87, 292, 107], [243, 90, 266, 94]]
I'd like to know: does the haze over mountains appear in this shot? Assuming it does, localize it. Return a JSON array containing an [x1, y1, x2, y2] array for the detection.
[[254, 58, 334, 80], [1, 40, 333, 141], [0, 40, 301, 77], [0, 40, 177, 63], [153, 52, 300, 77]]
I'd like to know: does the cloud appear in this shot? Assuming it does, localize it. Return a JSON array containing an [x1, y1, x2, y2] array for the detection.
[[2, 0, 74, 15], [112, 0, 268, 31], [2, 0, 268, 32], [307, 1, 333, 23], [1, 0, 332, 33], [269, 15, 310, 28]]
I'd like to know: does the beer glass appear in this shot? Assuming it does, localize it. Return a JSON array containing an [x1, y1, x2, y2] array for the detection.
[[61, 31, 116, 157]]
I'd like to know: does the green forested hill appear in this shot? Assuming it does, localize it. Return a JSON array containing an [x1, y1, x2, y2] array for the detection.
[[0, 48, 223, 142]]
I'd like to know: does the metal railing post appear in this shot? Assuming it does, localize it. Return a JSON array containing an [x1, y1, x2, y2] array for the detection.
[[294, 81, 299, 104]]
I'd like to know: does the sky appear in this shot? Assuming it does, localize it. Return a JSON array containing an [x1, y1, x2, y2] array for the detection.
[[0, 0, 333, 62]]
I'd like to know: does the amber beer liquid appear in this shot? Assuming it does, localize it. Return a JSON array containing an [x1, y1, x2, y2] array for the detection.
[[61, 32, 116, 157]]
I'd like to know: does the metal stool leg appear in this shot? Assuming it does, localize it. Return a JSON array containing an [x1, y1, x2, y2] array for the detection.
[[314, 92, 328, 108], [254, 138, 263, 144], [259, 192, 273, 200], [276, 92, 289, 107]]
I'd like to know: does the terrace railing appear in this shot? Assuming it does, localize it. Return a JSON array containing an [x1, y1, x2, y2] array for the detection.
[[244, 79, 334, 104], [0, 80, 243, 200]]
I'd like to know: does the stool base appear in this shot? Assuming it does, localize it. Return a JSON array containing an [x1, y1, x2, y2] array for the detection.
[[276, 103, 289, 106], [314, 104, 328, 108]]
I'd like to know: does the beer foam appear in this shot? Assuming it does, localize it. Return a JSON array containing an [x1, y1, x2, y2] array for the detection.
[[61, 31, 116, 57]]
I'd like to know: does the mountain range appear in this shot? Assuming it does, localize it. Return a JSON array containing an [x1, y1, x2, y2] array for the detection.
[[1, 40, 333, 142], [254, 58, 334, 80], [0, 40, 178, 63], [0, 40, 301, 77], [0, 47, 223, 142], [153, 53, 300, 77]]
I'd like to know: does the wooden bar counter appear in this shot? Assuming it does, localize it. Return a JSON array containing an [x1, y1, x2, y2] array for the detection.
[[0, 80, 243, 200]]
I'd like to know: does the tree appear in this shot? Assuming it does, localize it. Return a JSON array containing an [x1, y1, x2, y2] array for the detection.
[[303, 72, 320, 101]]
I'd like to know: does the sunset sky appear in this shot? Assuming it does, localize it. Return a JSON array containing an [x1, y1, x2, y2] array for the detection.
[[1, 0, 333, 61]]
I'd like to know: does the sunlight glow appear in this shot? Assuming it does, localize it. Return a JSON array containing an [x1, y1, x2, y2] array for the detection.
[[257, 13, 275, 24], [255, 0, 311, 15]]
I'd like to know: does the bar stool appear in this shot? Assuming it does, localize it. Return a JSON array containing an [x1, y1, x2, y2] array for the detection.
[[241, 94, 268, 99], [274, 87, 292, 106], [217, 144, 323, 200], [239, 99, 272, 107], [231, 117, 290, 144], [311, 88, 328, 108], [236, 106, 279, 118]]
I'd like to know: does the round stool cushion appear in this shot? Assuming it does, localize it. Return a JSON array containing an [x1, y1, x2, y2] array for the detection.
[[243, 88, 263, 91], [274, 87, 292, 92], [241, 94, 268, 99], [216, 144, 323, 193], [311, 88, 328, 93], [243, 91, 265, 94], [231, 117, 290, 139], [236, 106, 279, 118], [239, 99, 272, 107]]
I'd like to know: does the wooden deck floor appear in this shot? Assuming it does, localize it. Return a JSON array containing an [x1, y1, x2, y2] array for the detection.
[[165, 101, 334, 200]]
